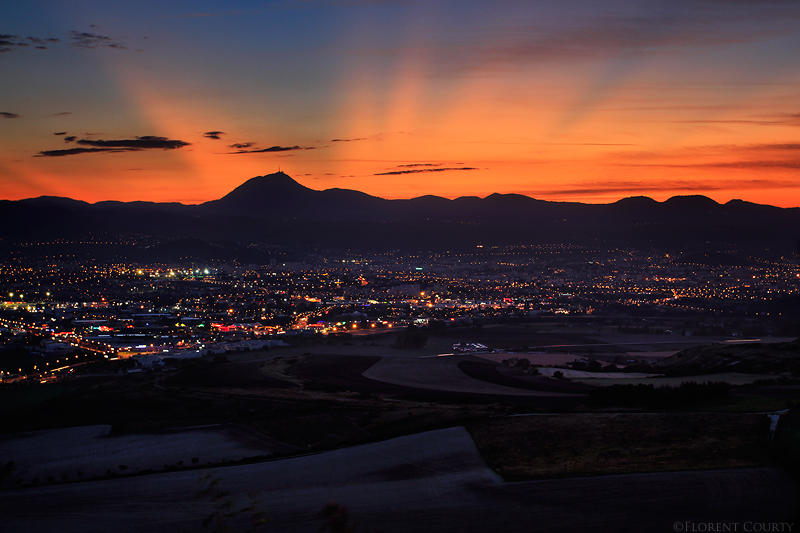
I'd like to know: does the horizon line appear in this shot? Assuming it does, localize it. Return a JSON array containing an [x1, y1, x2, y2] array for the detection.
[[1, 171, 797, 209]]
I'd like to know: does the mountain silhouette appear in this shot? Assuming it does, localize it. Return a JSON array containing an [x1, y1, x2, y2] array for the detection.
[[203, 172, 388, 219], [1, 172, 799, 254]]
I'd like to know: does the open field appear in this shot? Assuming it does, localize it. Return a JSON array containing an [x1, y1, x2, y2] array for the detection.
[[362, 355, 580, 397], [0, 426, 795, 533], [536, 367, 659, 379], [469, 413, 774, 480], [477, 352, 592, 365], [0, 424, 270, 487], [571, 372, 783, 387]]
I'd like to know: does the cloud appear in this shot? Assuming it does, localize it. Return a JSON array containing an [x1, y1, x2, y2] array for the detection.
[[613, 140, 800, 169], [229, 145, 302, 154], [37, 147, 122, 157], [675, 113, 800, 127], [772, 113, 800, 123], [64, 136, 76, 142], [396, 163, 443, 168], [331, 137, 367, 142], [745, 143, 800, 151], [360, 6, 800, 78], [1, 34, 62, 54], [161, 8, 258, 20], [229, 142, 254, 149], [24, 36, 58, 50], [622, 160, 800, 170], [26, 36, 56, 45], [0, 34, 28, 53], [607, 141, 800, 167], [3, 29, 125, 53], [69, 30, 126, 50], [375, 167, 478, 175], [676, 119, 799, 126], [76, 136, 189, 149], [203, 130, 224, 139], [547, 143, 637, 146], [0, 112, 20, 119], [36, 135, 190, 157], [527, 178, 798, 197], [54, 132, 66, 136], [50, 111, 72, 117]]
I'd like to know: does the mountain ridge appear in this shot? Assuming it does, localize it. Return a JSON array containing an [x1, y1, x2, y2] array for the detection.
[[5, 172, 793, 210], [1, 172, 799, 253]]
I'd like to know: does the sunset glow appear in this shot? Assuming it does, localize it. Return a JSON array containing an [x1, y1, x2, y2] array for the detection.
[[3, 1, 800, 205]]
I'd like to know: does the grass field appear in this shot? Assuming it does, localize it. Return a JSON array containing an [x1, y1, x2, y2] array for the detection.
[[468, 412, 773, 480]]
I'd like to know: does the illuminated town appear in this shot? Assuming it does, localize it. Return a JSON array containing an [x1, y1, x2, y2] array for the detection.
[[3, 244, 799, 384]]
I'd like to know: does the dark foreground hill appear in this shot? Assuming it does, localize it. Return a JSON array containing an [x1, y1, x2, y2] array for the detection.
[[1, 172, 799, 254]]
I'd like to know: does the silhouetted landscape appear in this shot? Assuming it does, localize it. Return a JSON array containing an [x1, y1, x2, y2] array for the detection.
[[3, 172, 799, 255], [3, 1, 800, 531]]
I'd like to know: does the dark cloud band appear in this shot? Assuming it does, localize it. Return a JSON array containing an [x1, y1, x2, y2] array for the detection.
[[76, 136, 189, 149], [229, 145, 302, 154], [375, 167, 478, 175], [36, 136, 190, 157]]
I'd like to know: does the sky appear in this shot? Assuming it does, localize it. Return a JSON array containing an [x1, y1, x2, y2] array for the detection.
[[2, 0, 800, 206]]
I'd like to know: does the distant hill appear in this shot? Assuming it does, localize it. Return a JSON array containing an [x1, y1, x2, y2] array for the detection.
[[651, 339, 800, 376], [1, 172, 799, 253]]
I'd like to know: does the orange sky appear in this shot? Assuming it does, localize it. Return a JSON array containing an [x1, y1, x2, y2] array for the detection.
[[2, 1, 800, 206]]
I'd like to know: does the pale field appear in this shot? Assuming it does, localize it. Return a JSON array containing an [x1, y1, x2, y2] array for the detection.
[[0, 424, 270, 484]]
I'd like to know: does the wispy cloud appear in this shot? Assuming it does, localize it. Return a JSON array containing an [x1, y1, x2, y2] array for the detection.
[[37, 147, 124, 157], [375, 167, 478, 175], [36, 136, 190, 157], [546, 142, 637, 146], [527, 178, 798, 197], [69, 30, 126, 50], [385, 7, 800, 76], [0, 112, 21, 119], [744, 143, 800, 151], [621, 160, 800, 170], [0, 34, 58, 53], [674, 112, 800, 127], [229, 145, 303, 154], [2, 29, 127, 53], [203, 130, 224, 139]]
